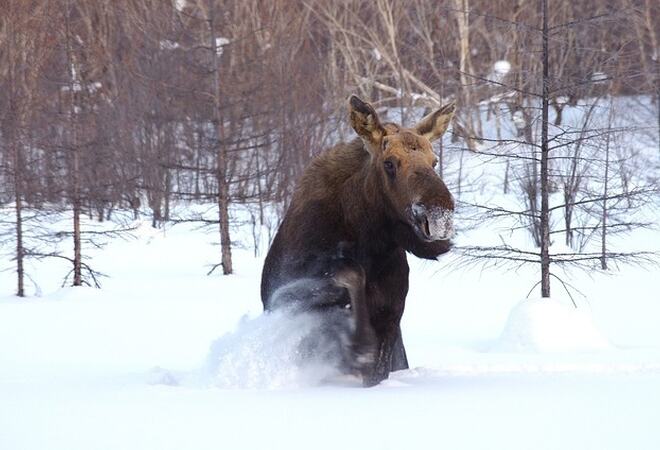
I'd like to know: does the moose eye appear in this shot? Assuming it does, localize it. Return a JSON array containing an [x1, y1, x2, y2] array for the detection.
[[384, 160, 396, 176]]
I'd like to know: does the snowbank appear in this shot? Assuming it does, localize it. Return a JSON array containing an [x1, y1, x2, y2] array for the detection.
[[494, 298, 611, 353]]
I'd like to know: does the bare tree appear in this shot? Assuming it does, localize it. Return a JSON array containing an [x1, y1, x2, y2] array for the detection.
[[0, 1, 54, 296], [455, 0, 657, 298]]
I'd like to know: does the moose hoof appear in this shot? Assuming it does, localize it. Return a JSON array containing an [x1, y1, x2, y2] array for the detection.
[[360, 354, 390, 387], [362, 370, 388, 387]]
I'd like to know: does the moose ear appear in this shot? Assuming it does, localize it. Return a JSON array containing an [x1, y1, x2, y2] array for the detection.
[[414, 102, 455, 142], [348, 95, 385, 149]]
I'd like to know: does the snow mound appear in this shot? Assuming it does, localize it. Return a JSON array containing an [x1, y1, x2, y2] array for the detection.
[[494, 298, 611, 353], [203, 310, 345, 389]]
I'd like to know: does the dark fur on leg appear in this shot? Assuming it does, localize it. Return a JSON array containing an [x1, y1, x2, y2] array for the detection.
[[390, 326, 409, 371]]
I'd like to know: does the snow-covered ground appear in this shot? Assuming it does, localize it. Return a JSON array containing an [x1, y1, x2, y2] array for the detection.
[[1, 94, 659, 450], [1, 200, 659, 449]]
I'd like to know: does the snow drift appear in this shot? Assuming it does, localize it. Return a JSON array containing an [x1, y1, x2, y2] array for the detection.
[[495, 298, 611, 353]]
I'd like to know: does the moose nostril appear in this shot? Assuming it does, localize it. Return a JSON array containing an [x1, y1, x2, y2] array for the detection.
[[412, 203, 426, 221], [423, 217, 431, 237]]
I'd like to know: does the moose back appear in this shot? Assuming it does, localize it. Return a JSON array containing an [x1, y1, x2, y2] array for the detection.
[[261, 95, 455, 386]]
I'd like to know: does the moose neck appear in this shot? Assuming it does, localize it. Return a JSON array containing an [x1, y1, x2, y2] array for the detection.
[[341, 155, 399, 259]]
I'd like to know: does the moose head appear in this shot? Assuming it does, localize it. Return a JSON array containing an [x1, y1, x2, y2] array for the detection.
[[348, 95, 456, 259]]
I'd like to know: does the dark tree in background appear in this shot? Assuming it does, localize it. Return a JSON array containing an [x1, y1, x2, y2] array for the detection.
[[1, 1, 54, 296]]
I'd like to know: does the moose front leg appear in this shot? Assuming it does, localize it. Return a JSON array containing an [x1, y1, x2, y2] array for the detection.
[[362, 322, 409, 386], [340, 247, 409, 386], [362, 249, 410, 386], [362, 331, 396, 387], [390, 325, 409, 371], [332, 262, 378, 377], [362, 325, 409, 386]]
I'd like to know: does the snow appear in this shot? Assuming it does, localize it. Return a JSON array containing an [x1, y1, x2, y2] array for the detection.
[[493, 60, 511, 75], [495, 298, 611, 353], [487, 60, 511, 83], [426, 207, 454, 241], [215, 37, 229, 56], [203, 310, 345, 389], [591, 71, 608, 82], [512, 109, 526, 129], [1, 209, 659, 450], [160, 40, 180, 50]]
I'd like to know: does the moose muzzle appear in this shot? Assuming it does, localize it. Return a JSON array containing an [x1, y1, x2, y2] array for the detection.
[[412, 203, 455, 242]]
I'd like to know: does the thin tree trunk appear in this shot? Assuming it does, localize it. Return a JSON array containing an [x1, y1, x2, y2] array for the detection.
[[195, 128, 202, 199], [601, 97, 614, 270], [655, 63, 660, 156], [14, 193, 25, 297], [255, 145, 264, 226], [12, 137, 25, 297], [208, 2, 233, 275], [164, 165, 171, 221], [453, 0, 476, 150], [564, 188, 573, 247], [8, 8, 25, 297], [65, 0, 82, 286], [601, 154, 609, 270], [495, 107, 509, 194], [540, 0, 551, 298], [437, 137, 444, 179], [10, 128, 25, 297], [457, 148, 464, 199], [72, 147, 82, 286], [642, 0, 660, 157]]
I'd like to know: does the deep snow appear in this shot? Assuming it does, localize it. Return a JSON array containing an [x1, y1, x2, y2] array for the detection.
[[1, 205, 659, 449]]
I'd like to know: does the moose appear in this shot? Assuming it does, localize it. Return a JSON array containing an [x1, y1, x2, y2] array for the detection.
[[261, 95, 456, 386]]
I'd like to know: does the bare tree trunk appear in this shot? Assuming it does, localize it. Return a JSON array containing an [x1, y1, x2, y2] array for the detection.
[[8, 11, 25, 297], [642, 0, 660, 157], [540, 0, 551, 298], [656, 62, 660, 158], [601, 97, 615, 270], [255, 145, 264, 226], [437, 137, 444, 179], [195, 128, 203, 199], [453, 0, 477, 150], [564, 187, 573, 247], [164, 166, 171, 221], [495, 108, 509, 194], [457, 148, 464, 199], [14, 192, 25, 297], [562, 100, 598, 249], [454, 0, 469, 103], [12, 136, 25, 297], [208, 1, 233, 275], [65, 0, 82, 286], [72, 143, 82, 286]]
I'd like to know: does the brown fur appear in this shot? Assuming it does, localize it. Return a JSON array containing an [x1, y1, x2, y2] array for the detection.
[[261, 96, 455, 386]]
